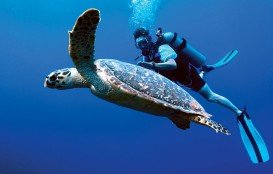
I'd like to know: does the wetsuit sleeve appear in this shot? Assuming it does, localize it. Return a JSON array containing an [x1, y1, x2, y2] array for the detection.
[[158, 44, 177, 62]]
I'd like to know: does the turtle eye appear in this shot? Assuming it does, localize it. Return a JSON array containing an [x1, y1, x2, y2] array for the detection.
[[50, 74, 57, 81]]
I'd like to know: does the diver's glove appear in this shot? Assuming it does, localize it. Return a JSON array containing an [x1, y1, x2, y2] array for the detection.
[[137, 61, 155, 70], [201, 65, 215, 73]]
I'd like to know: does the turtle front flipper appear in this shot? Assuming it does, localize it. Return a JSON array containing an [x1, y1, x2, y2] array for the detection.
[[68, 9, 110, 93], [69, 9, 100, 64]]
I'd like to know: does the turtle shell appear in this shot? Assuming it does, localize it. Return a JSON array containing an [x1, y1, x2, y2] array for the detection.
[[95, 59, 210, 118]]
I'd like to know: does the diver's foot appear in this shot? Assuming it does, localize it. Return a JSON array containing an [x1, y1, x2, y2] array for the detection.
[[201, 65, 215, 73], [237, 107, 248, 118]]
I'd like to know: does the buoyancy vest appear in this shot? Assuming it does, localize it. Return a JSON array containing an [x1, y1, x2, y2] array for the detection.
[[153, 32, 206, 68], [140, 33, 196, 81]]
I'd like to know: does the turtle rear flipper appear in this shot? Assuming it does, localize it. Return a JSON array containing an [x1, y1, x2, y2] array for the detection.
[[169, 115, 230, 135], [169, 116, 190, 130], [191, 116, 230, 135]]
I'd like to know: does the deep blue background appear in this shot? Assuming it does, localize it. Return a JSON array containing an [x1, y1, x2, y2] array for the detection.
[[1, 0, 273, 173]]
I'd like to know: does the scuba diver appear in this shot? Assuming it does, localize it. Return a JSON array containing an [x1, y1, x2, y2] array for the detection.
[[134, 27, 242, 116], [133, 27, 269, 163]]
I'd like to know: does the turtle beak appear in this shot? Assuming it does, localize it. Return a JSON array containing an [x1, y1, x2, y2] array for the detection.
[[44, 77, 49, 88], [44, 77, 52, 88], [44, 78, 47, 88]]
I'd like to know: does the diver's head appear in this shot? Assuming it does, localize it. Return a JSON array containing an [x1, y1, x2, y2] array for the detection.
[[133, 27, 153, 51], [44, 68, 89, 90]]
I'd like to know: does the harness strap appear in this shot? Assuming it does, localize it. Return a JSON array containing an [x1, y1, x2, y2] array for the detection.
[[170, 32, 177, 45], [177, 38, 187, 53]]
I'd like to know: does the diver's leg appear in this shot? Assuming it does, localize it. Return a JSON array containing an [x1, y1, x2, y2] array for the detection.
[[198, 85, 269, 163], [198, 83, 242, 116]]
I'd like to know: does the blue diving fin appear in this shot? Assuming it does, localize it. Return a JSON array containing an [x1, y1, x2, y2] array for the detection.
[[213, 49, 238, 69], [237, 107, 269, 163], [200, 50, 238, 76]]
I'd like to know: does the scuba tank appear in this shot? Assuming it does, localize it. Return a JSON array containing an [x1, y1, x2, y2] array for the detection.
[[155, 27, 206, 68]]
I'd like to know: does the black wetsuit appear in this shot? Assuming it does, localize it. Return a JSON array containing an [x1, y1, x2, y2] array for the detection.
[[144, 42, 206, 91]]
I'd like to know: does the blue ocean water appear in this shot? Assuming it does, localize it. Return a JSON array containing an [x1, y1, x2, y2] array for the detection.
[[1, 0, 273, 173], [129, 0, 161, 30]]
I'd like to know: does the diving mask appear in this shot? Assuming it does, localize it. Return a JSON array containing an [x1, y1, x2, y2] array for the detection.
[[135, 36, 151, 50]]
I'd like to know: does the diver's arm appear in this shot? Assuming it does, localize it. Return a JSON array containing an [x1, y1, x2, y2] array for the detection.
[[154, 59, 177, 70], [137, 59, 177, 70], [138, 45, 178, 70], [152, 44, 178, 70]]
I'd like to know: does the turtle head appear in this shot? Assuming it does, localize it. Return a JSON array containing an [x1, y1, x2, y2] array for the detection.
[[44, 68, 89, 90]]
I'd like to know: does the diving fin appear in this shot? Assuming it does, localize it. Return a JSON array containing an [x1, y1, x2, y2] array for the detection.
[[199, 50, 238, 78], [213, 49, 238, 69], [237, 107, 269, 163]]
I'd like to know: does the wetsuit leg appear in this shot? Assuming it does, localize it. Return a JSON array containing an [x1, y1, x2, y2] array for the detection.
[[198, 84, 242, 116]]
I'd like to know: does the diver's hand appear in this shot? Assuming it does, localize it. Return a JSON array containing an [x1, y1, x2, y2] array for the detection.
[[137, 61, 155, 70], [201, 65, 214, 73]]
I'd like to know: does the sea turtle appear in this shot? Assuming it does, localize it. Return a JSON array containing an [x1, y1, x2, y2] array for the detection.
[[44, 9, 230, 135]]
